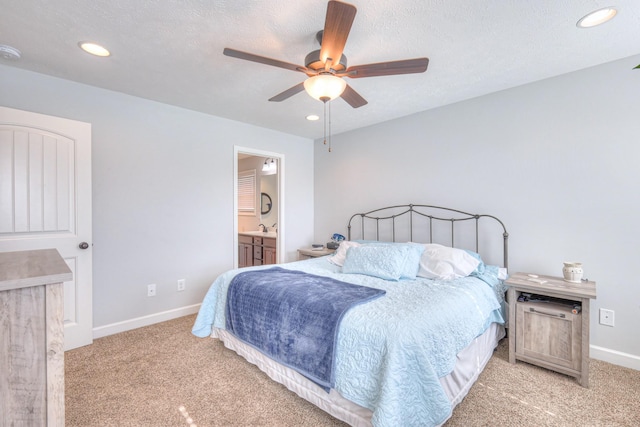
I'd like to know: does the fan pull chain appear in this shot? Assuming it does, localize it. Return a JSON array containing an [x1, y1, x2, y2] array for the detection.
[[323, 99, 327, 147], [320, 96, 332, 152], [328, 100, 332, 152]]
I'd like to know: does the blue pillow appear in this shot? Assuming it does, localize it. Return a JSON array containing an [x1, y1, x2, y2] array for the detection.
[[464, 249, 486, 276], [351, 241, 425, 280], [343, 245, 421, 281], [398, 243, 425, 279]]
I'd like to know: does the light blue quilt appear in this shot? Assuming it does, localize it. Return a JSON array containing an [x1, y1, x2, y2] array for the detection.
[[192, 257, 505, 427]]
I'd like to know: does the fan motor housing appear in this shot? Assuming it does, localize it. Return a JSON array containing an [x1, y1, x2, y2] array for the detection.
[[305, 49, 348, 72]]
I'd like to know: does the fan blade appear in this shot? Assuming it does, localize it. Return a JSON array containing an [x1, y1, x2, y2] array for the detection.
[[320, 1, 357, 70], [223, 48, 309, 73], [269, 82, 306, 102], [340, 84, 367, 108], [341, 58, 429, 78]]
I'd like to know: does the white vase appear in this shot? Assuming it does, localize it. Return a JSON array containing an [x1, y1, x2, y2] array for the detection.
[[563, 262, 583, 283]]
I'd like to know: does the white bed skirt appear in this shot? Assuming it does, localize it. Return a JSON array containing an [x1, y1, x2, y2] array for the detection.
[[211, 322, 505, 427]]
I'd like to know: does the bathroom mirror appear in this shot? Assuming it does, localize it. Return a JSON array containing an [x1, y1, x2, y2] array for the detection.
[[261, 192, 272, 215]]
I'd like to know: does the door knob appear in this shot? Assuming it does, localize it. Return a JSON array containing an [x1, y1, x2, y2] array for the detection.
[[79, 242, 90, 250]]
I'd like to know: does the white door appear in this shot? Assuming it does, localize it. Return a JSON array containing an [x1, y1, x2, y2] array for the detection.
[[0, 106, 92, 350]]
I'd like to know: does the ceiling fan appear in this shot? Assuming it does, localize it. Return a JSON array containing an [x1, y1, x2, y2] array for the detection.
[[223, 0, 429, 108]]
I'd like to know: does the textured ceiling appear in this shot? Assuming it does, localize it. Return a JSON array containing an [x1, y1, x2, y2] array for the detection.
[[1, 0, 640, 139]]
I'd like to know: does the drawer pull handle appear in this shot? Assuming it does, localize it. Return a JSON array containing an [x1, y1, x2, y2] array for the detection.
[[529, 307, 565, 318]]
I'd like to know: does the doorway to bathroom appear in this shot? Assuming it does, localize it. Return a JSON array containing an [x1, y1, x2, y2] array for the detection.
[[234, 146, 284, 267]]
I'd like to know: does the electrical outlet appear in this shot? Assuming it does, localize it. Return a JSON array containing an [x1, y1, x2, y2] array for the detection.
[[147, 284, 156, 297], [177, 279, 186, 292], [599, 308, 614, 326]]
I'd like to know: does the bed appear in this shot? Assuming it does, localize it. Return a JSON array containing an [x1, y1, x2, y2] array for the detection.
[[193, 204, 509, 427]]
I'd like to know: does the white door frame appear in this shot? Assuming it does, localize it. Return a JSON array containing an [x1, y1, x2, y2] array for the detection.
[[234, 146, 285, 266]]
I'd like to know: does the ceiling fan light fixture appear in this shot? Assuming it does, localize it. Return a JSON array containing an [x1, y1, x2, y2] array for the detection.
[[577, 7, 617, 28], [303, 74, 347, 102]]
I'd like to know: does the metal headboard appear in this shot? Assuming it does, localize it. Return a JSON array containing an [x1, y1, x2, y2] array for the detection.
[[347, 204, 509, 269]]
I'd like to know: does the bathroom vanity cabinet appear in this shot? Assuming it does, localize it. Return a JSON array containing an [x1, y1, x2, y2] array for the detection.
[[238, 233, 276, 267]]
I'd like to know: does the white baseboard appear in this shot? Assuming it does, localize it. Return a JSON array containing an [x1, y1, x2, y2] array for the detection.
[[92, 304, 201, 339], [92, 307, 640, 372], [590, 345, 640, 371]]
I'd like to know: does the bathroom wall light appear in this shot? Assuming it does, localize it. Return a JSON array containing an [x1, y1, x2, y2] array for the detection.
[[577, 7, 617, 28], [262, 158, 277, 174]]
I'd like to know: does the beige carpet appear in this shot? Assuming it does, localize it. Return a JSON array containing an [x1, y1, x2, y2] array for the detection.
[[66, 315, 640, 426]]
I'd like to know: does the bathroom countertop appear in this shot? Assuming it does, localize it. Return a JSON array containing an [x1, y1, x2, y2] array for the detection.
[[239, 231, 278, 239]]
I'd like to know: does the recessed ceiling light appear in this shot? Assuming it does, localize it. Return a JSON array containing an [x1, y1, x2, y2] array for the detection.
[[577, 7, 617, 28], [78, 42, 111, 57], [306, 115, 320, 121]]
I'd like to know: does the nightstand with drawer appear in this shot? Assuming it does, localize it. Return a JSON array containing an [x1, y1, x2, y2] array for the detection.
[[505, 272, 596, 387]]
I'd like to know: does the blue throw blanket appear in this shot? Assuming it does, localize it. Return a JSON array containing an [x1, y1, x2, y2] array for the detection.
[[225, 267, 386, 389]]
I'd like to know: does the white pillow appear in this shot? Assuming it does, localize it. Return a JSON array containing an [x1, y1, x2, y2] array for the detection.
[[327, 241, 361, 267], [417, 243, 481, 280]]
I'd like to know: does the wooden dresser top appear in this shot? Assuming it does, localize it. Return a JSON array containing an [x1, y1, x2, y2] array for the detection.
[[0, 249, 72, 292]]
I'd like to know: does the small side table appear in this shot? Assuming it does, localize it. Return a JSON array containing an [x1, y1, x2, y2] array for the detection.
[[505, 272, 596, 387], [297, 247, 335, 260]]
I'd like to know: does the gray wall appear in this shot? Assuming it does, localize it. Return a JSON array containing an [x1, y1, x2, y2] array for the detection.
[[0, 64, 314, 329], [314, 54, 640, 368], [3, 51, 639, 369]]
